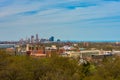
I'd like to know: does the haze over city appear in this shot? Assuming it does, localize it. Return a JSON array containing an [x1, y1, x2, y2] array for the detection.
[[0, 0, 120, 41]]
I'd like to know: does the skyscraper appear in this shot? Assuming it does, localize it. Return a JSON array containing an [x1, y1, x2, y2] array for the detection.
[[49, 36, 54, 42], [31, 35, 34, 43], [36, 34, 39, 43]]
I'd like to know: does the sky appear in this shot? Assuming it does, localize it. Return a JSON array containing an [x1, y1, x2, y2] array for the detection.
[[0, 0, 120, 41]]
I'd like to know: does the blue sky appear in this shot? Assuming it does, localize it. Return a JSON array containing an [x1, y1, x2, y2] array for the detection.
[[0, 0, 120, 41]]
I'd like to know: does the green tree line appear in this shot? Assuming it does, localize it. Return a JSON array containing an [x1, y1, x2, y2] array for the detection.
[[0, 50, 120, 80]]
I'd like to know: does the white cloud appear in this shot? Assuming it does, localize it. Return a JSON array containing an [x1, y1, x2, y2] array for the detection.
[[0, 0, 120, 41]]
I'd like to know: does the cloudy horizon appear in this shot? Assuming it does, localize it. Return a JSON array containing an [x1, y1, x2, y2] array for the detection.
[[0, 0, 120, 41]]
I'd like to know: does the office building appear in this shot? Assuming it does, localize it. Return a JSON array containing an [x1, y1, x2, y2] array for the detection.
[[49, 36, 54, 42], [31, 35, 34, 43], [36, 34, 39, 43]]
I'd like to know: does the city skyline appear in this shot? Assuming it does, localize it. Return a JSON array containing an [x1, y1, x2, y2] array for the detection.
[[0, 0, 120, 41]]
